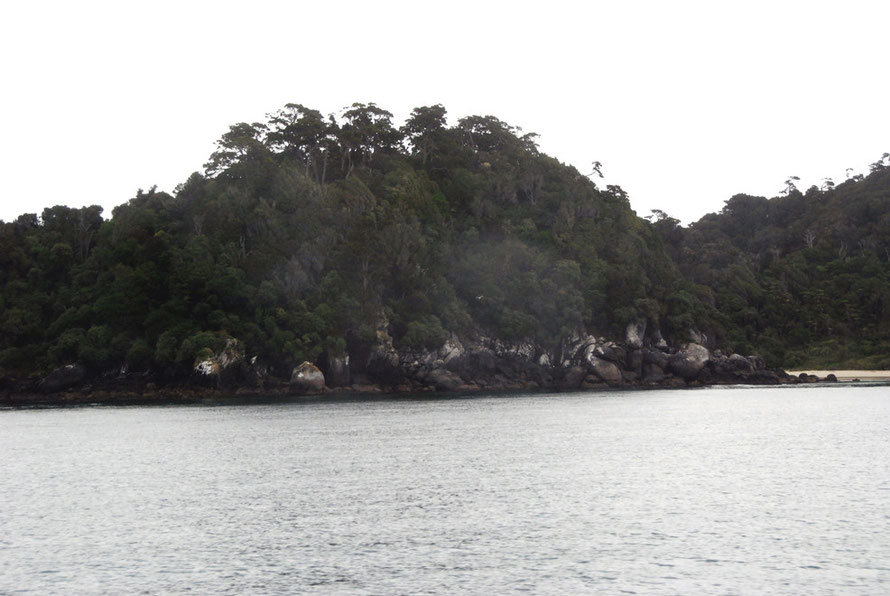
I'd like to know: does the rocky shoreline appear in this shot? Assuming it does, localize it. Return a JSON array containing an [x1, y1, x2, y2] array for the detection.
[[1, 323, 840, 408]]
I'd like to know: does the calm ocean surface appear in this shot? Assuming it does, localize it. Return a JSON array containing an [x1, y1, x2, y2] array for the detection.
[[2, 385, 889, 595]]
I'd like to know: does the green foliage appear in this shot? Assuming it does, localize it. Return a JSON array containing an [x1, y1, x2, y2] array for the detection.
[[661, 165, 890, 366], [7, 101, 881, 383], [401, 315, 449, 350]]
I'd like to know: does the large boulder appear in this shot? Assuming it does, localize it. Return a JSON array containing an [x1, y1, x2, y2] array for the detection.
[[594, 343, 626, 366], [642, 363, 667, 384], [668, 343, 711, 380], [626, 349, 643, 376], [424, 368, 463, 391], [560, 366, 587, 389], [642, 348, 670, 370], [714, 353, 755, 376], [290, 361, 326, 393], [39, 364, 87, 393], [587, 356, 623, 384]]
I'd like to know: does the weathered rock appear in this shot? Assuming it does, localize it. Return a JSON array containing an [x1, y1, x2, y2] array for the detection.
[[625, 320, 646, 349], [439, 335, 465, 365], [662, 376, 688, 388], [325, 355, 351, 387], [626, 349, 643, 376], [749, 369, 782, 384], [588, 356, 623, 384], [290, 361, 325, 392], [725, 353, 755, 374], [193, 358, 221, 387], [366, 343, 402, 384], [364, 311, 403, 385], [192, 338, 246, 389], [217, 338, 243, 369], [39, 364, 87, 393], [424, 368, 463, 391], [594, 344, 625, 366], [687, 328, 709, 347], [581, 374, 607, 389], [650, 327, 668, 350], [562, 332, 596, 366], [668, 343, 711, 380], [642, 348, 670, 369], [642, 363, 667, 384], [748, 355, 766, 371], [561, 366, 587, 389]]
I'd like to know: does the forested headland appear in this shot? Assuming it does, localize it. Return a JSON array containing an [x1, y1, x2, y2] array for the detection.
[[1, 102, 888, 398]]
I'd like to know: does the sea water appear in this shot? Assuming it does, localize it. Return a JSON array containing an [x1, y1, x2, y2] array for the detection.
[[2, 385, 888, 594]]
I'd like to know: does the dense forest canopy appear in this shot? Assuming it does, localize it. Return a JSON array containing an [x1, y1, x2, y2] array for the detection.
[[1, 102, 887, 382], [654, 156, 890, 368]]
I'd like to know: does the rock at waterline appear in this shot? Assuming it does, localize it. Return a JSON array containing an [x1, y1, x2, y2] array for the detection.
[[668, 343, 710, 380], [424, 368, 463, 391], [39, 364, 87, 393], [587, 356, 623, 384], [290, 362, 326, 393]]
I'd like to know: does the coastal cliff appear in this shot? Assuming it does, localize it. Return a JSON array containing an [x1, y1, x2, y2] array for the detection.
[[3, 320, 816, 407], [1, 102, 886, 403]]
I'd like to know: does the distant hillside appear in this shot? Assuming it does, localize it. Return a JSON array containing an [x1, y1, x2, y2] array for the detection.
[[0, 103, 705, 381], [654, 158, 890, 368]]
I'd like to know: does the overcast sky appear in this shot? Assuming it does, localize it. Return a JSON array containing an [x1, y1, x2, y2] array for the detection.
[[2, 0, 887, 224]]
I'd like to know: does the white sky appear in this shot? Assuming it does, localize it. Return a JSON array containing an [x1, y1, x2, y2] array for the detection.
[[1, 0, 887, 224]]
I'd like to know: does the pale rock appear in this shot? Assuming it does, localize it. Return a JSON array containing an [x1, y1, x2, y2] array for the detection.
[[290, 361, 325, 392], [625, 320, 646, 349]]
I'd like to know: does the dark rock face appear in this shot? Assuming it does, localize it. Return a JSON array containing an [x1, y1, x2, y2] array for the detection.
[[642, 348, 670, 370], [626, 349, 643, 377], [561, 366, 587, 389], [39, 365, 87, 393], [324, 355, 351, 387], [424, 369, 463, 391], [642, 363, 667, 384]]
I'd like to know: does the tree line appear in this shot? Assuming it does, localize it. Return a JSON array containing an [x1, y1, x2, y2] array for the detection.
[[1, 102, 886, 381]]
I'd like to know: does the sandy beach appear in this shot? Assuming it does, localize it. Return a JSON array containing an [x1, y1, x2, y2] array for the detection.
[[786, 370, 890, 381]]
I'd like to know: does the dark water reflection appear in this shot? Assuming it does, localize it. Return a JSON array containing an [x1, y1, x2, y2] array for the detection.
[[2, 385, 889, 594]]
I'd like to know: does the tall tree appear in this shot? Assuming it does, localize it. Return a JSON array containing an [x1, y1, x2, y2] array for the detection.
[[401, 104, 447, 165]]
